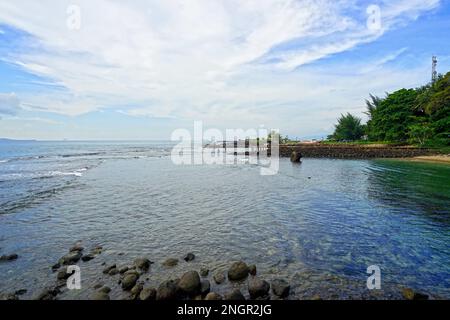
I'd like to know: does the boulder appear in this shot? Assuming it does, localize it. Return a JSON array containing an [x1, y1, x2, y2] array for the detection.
[[178, 271, 201, 296], [119, 266, 130, 274], [131, 283, 144, 298], [224, 289, 245, 300], [271, 279, 290, 298], [140, 287, 156, 301], [99, 286, 111, 294], [134, 258, 152, 270], [162, 258, 179, 267], [69, 244, 84, 252], [121, 274, 138, 291], [108, 268, 119, 276], [57, 267, 74, 280], [213, 272, 226, 284], [205, 292, 222, 300], [184, 253, 195, 262], [228, 261, 249, 281], [59, 251, 82, 265], [81, 254, 95, 262], [156, 280, 179, 300], [102, 264, 116, 274], [34, 288, 59, 301], [248, 277, 270, 299], [90, 291, 110, 300], [290, 151, 302, 163]]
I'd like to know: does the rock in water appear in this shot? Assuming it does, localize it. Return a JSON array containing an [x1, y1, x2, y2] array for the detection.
[[228, 261, 249, 281], [102, 264, 116, 274], [290, 151, 302, 163], [200, 267, 209, 277], [134, 258, 152, 270], [248, 264, 257, 276], [156, 280, 179, 300], [205, 292, 222, 300], [224, 289, 246, 300], [69, 244, 84, 252], [178, 271, 201, 296], [91, 291, 110, 300], [248, 277, 270, 299], [162, 258, 179, 267], [99, 286, 111, 294], [131, 283, 144, 298], [213, 272, 225, 284], [402, 288, 429, 300], [0, 254, 19, 262], [140, 287, 156, 301], [81, 254, 95, 262], [184, 253, 195, 262], [271, 279, 290, 298], [121, 274, 138, 290], [59, 251, 82, 265]]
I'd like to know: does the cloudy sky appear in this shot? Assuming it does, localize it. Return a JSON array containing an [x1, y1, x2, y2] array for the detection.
[[0, 0, 449, 140]]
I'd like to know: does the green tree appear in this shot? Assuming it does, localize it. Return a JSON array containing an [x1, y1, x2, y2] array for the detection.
[[332, 113, 365, 141]]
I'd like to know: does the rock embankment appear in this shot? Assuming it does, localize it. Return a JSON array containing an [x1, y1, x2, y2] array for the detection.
[[279, 144, 439, 159]]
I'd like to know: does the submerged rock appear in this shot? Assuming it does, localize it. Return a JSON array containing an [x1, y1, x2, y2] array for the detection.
[[91, 291, 110, 300], [121, 274, 138, 290], [205, 292, 222, 300], [0, 254, 18, 262], [248, 264, 257, 276], [248, 277, 270, 299], [156, 280, 179, 300], [81, 254, 95, 262], [224, 289, 246, 300], [0, 293, 18, 300], [34, 288, 59, 301], [108, 268, 119, 276], [15, 289, 27, 296], [140, 287, 156, 301], [178, 271, 201, 296], [271, 279, 290, 298], [102, 264, 117, 274], [184, 253, 195, 262], [200, 267, 209, 277], [228, 261, 249, 281], [213, 272, 226, 284], [69, 244, 84, 253], [402, 288, 429, 300], [119, 266, 130, 274], [134, 258, 152, 270], [59, 251, 82, 265], [162, 258, 179, 267]]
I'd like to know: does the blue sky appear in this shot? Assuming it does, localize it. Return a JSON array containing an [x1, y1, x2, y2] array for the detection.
[[0, 0, 449, 140]]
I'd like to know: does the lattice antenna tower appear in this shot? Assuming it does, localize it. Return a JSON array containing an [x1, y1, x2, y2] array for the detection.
[[432, 56, 438, 83]]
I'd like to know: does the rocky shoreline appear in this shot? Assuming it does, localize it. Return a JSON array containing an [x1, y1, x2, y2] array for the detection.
[[279, 144, 441, 159], [0, 243, 436, 301]]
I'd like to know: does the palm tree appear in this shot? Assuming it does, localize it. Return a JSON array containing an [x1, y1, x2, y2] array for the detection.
[[364, 94, 382, 119]]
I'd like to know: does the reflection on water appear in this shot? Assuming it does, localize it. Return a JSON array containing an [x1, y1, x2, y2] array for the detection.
[[0, 142, 449, 299]]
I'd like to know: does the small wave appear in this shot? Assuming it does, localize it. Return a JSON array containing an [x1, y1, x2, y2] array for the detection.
[[0, 159, 9, 163]]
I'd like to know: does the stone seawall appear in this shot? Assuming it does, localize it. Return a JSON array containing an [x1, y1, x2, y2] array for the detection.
[[278, 144, 439, 159]]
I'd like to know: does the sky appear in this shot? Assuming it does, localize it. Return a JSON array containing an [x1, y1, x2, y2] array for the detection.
[[0, 0, 449, 140]]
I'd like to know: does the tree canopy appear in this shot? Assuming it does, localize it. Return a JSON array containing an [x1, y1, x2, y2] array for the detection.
[[331, 113, 365, 141]]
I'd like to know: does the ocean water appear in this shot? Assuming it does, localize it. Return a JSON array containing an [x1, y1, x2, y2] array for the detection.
[[0, 141, 449, 299]]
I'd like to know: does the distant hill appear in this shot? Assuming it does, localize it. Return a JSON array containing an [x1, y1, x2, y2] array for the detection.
[[0, 138, 37, 143]]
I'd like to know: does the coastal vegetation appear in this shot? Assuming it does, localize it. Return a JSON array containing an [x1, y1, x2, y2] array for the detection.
[[329, 71, 450, 151]]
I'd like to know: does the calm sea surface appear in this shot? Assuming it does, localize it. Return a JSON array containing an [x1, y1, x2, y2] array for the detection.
[[0, 141, 449, 299]]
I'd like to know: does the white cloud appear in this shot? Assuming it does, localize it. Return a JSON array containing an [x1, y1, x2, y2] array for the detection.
[[0, 92, 21, 115], [0, 0, 442, 134]]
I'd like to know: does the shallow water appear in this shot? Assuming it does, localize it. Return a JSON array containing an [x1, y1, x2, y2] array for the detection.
[[0, 141, 449, 299]]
